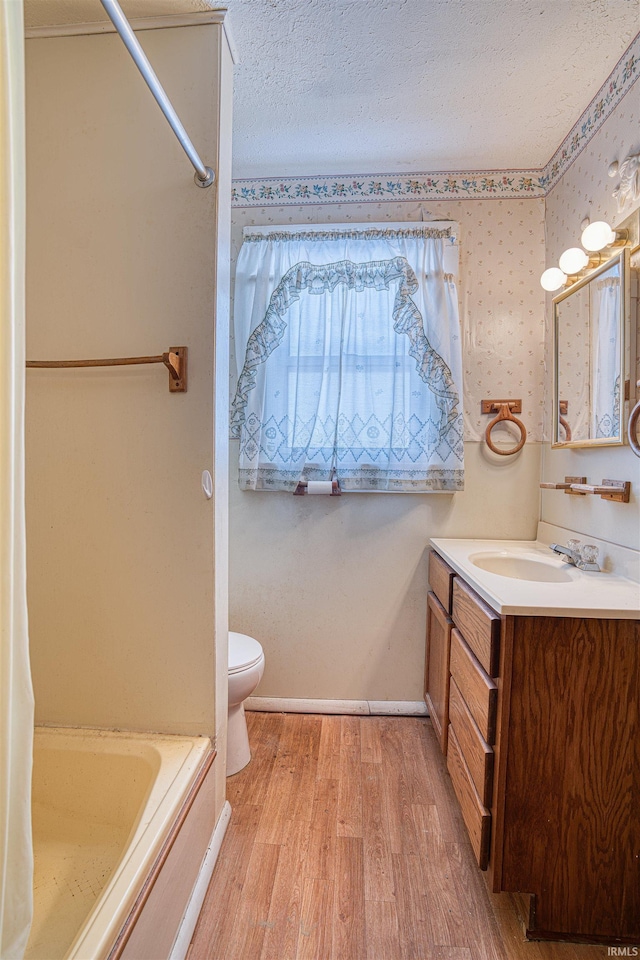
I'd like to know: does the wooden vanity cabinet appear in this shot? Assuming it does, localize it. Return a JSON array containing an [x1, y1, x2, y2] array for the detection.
[[425, 551, 456, 753], [424, 592, 452, 754], [426, 548, 640, 944]]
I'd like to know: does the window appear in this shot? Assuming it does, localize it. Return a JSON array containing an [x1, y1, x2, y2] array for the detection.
[[231, 223, 463, 492]]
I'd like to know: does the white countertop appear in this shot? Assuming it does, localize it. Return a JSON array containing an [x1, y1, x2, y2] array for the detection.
[[429, 537, 640, 619]]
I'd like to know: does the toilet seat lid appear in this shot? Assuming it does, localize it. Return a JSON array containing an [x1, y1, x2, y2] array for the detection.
[[229, 631, 264, 673]]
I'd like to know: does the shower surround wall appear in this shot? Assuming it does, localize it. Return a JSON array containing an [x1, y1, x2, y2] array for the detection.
[[25, 14, 232, 798], [230, 198, 546, 701]]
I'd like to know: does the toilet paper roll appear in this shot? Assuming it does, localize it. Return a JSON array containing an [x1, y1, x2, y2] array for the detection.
[[307, 480, 333, 495]]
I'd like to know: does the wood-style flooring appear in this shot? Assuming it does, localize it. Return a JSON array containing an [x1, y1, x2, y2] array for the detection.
[[188, 713, 607, 960]]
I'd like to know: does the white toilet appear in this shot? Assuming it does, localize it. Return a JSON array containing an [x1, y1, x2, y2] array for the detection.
[[227, 631, 265, 776]]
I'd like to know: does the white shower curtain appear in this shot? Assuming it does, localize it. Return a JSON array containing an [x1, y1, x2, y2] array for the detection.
[[0, 1, 34, 957], [590, 272, 621, 439]]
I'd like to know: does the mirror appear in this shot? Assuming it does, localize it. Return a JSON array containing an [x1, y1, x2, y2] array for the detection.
[[553, 248, 632, 447]]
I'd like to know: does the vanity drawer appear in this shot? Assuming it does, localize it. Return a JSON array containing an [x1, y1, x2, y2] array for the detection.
[[450, 628, 498, 744], [452, 578, 501, 676], [447, 724, 491, 870], [429, 551, 455, 614], [449, 676, 494, 806]]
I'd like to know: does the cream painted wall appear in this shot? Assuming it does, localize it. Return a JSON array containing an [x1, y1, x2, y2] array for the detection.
[[229, 198, 545, 701], [25, 22, 231, 736], [542, 89, 640, 550]]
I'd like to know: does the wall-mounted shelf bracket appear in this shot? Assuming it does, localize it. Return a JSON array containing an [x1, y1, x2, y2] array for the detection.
[[569, 479, 631, 503], [540, 475, 587, 495], [540, 477, 631, 502]]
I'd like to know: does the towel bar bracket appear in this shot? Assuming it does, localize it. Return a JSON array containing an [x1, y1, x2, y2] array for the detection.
[[165, 347, 187, 392]]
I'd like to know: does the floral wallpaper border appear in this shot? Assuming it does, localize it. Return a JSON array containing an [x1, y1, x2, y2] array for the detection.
[[541, 31, 639, 194], [231, 32, 639, 208]]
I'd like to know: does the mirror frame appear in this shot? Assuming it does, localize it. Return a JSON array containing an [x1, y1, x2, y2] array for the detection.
[[552, 247, 631, 449]]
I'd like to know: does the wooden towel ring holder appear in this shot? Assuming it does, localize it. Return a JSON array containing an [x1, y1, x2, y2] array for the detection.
[[482, 399, 527, 456], [559, 400, 572, 442], [628, 381, 640, 458]]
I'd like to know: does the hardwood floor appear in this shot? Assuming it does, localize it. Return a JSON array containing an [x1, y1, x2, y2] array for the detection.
[[188, 713, 607, 960]]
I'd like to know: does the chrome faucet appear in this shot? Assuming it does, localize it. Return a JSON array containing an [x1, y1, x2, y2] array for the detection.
[[549, 541, 601, 571], [550, 542, 579, 563]]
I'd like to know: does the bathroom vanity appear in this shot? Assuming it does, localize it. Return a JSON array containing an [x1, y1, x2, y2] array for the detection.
[[425, 535, 640, 944]]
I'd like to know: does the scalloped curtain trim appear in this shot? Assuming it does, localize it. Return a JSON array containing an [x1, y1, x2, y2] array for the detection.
[[231, 256, 459, 440]]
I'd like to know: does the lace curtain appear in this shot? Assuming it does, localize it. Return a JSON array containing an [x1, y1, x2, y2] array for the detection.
[[232, 223, 463, 492], [590, 272, 621, 439]]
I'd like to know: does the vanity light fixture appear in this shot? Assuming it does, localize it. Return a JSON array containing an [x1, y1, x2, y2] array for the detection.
[[540, 210, 637, 292], [540, 267, 567, 292], [558, 247, 589, 275], [580, 220, 628, 252], [559, 247, 604, 276]]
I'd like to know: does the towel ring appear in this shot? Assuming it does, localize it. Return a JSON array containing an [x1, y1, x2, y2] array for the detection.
[[559, 400, 572, 442], [629, 381, 640, 458], [559, 415, 572, 441], [484, 401, 527, 456]]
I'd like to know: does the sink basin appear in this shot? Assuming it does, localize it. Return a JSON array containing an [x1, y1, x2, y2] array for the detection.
[[468, 552, 574, 582]]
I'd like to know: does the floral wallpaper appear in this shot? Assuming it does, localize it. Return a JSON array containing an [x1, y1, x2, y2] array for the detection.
[[231, 199, 546, 442], [544, 77, 640, 440], [542, 35, 639, 195], [229, 34, 638, 447]]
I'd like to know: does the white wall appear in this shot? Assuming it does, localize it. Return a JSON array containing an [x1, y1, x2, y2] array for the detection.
[[25, 21, 231, 737], [229, 198, 545, 701], [542, 89, 640, 550]]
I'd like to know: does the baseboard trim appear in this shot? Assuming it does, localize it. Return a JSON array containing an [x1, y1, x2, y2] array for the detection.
[[245, 697, 428, 717], [168, 799, 232, 960]]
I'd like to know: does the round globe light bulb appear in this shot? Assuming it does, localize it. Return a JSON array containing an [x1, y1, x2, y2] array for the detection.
[[558, 247, 589, 275], [540, 267, 567, 292], [581, 220, 615, 252]]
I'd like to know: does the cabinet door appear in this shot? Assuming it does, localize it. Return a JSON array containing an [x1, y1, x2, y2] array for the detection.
[[425, 592, 453, 755]]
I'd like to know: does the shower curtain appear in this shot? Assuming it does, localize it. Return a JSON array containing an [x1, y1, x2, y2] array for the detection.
[[590, 272, 621, 439], [0, 0, 34, 957]]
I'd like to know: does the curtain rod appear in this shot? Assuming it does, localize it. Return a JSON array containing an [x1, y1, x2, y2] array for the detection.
[[99, 0, 214, 188]]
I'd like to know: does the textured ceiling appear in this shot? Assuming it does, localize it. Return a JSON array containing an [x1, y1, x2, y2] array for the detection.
[[24, 0, 640, 179]]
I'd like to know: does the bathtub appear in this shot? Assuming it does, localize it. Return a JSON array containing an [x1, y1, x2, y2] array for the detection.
[[25, 727, 212, 960]]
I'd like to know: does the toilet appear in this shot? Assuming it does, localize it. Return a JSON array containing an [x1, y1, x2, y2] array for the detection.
[[227, 631, 265, 776]]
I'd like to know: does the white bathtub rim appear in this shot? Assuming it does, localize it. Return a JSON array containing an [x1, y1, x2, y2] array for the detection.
[[66, 733, 211, 960], [32, 727, 212, 960], [168, 800, 232, 960]]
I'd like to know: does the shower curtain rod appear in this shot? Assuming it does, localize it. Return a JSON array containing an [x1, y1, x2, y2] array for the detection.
[[98, 0, 215, 188]]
